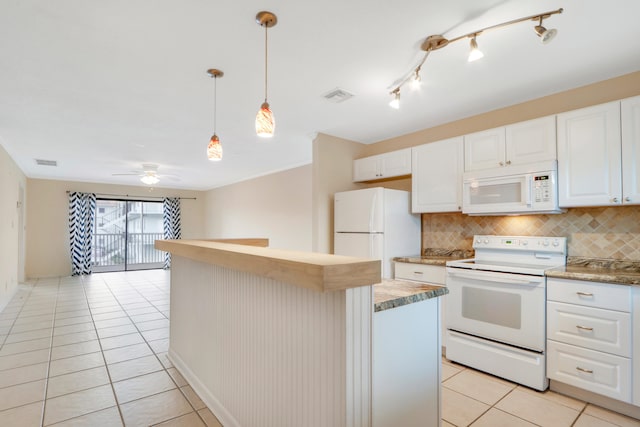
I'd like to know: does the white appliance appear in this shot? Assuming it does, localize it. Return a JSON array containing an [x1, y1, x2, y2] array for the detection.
[[446, 235, 567, 391], [462, 160, 564, 215], [334, 187, 420, 279]]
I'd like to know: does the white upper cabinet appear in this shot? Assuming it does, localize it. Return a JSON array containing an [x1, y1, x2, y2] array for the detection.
[[557, 101, 624, 207], [464, 116, 556, 171], [506, 116, 557, 165], [411, 137, 463, 213], [464, 127, 505, 171], [622, 95, 640, 205], [353, 148, 411, 182]]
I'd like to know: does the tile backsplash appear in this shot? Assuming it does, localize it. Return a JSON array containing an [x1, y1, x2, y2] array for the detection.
[[422, 206, 640, 260]]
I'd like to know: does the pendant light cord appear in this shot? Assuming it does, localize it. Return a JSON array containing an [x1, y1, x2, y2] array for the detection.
[[264, 24, 268, 103], [213, 75, 217, 133]]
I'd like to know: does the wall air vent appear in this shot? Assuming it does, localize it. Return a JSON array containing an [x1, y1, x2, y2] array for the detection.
[[35, 159, 57, 167], [323, 88, 354, 103]]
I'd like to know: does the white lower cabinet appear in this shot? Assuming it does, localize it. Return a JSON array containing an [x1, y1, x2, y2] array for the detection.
[[633, 286, 640, 406], [547, 278, 633, 404], [373, 297, 440, 427], [395, 262, 447, 348], [547, 340, 631, 402]]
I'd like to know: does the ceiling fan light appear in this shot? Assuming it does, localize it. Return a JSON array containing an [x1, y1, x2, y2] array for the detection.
[[534, 25, 557, 44], [468, 36, 484, 62], [140, 174, 160, 185], [256, 102, 275, 137], [207, 134, 223, 161]]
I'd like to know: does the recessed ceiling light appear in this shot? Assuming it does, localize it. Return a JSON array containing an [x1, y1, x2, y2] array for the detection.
[[35, 159, 57, 166]]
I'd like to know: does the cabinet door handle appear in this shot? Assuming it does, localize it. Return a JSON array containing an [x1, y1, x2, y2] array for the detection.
[[499, 161, 504, 166], [625, 196, 631, 202], [506, 160, 511, 165], [611, 197, 619, 203], [576, 292, 593, 297], [576, 366, 593, 374], [576, 325, 594, 331]]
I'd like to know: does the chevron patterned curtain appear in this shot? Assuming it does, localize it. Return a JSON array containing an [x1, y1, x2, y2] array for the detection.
[[68, 192, 97, 276], [162, 197, 182, 269]]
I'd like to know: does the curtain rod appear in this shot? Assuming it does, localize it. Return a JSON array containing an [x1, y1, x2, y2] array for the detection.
[[65, 191, 196, 200]]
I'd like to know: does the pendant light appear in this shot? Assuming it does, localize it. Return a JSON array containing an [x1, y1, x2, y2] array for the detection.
[[255, 11, 277, 138], [207, 69, 223, 161]]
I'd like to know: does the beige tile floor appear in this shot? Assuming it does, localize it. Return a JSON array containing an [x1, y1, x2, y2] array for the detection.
[[441, 357, 640, 427], [1, 270, 639, 426], [0, 270, 221, 426]]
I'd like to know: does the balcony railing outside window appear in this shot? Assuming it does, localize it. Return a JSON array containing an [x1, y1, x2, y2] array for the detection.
[[92, 200, 164, 272]]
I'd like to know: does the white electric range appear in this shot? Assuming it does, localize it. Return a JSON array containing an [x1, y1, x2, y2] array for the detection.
[[445, 235, 567, 391]]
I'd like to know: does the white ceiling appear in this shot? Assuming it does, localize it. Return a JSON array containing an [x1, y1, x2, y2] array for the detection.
[[1, 0, 639, 190]]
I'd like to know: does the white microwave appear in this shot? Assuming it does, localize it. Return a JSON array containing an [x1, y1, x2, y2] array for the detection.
[[462, 161, 564, 215]]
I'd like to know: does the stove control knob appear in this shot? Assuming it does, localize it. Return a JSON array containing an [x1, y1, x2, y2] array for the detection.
[[484, 239, 489, 244], [552, 240, 559, 247], [521, 240, 528, 246], [476, 238, 482, 244], [543, 240, 549, 247]]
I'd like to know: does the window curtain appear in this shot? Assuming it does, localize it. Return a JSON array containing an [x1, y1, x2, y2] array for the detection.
[[68, 192, 97, 276], [162, 197, 181, 269]]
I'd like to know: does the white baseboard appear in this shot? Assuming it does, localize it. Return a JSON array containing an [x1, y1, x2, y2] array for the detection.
[[168, 347, 241, 427]]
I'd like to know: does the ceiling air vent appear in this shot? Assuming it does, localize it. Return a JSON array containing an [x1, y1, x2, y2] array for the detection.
[[35, 159, 57, 167], [323, 88, 354, 103]]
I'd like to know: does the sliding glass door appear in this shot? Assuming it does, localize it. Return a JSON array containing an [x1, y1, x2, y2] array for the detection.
[[92, 199, 164, 272]]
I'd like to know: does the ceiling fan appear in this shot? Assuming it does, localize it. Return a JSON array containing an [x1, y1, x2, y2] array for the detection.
[[112, 163, 179, 185]]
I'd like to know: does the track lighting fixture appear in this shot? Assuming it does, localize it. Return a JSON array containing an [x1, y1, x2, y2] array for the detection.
[[388, 7, 563, 108], [468, 35, 484, 62], [207, 69, 223, 161], [389, 89, 400, 109], [255, 11, 277, 138], [534, 16, 557, 44]]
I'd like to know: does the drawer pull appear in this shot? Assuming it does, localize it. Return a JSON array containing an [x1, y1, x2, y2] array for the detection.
[[576, 292, 594, 297], [413, 271, 423, 275], [576, 325, 593, 331], [576, 366, 594, 374]]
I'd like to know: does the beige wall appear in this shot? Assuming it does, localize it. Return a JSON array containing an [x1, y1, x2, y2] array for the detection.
[[311, 133, 366, 253], [0, 144, 27, 310], [204, 165, 313, 251], [26, 179, 205, 279]]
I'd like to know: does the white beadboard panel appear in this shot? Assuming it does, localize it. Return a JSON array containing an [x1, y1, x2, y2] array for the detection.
[[346, 286, 373, 427], [169, 256, 373, 427]]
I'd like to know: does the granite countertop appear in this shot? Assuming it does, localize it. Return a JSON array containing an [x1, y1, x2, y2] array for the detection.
[[546, 257, 640, 286], [394, 248, 474, 266], [374, 279, 448, 312]]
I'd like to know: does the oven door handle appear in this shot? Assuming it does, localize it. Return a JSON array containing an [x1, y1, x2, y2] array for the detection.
[[448, 270, 542, 285]]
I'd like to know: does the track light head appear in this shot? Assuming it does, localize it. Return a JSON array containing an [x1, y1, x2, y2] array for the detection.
[[468, 35, 484, 62], [534, 17, 557, 44], [389, 90, 400, 109]]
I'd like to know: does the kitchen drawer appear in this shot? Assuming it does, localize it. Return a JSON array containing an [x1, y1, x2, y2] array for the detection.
[[394, 262, 446, 285], [547, 301, 631, 357], [547, 278, 631, 312], [547, 340, 632, 403]]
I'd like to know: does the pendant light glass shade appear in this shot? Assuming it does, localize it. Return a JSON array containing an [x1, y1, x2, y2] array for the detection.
[[207, 134, 223, 161], [255, 12, 277, 138], [207, 69, 224, 161], [256, 102, 275, 137]]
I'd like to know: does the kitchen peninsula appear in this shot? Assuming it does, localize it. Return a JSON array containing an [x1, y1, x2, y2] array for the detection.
[[155, 239, 446, 427]]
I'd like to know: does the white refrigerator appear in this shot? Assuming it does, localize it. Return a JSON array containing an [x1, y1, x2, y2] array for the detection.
[[334, 187, 421, 279]]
